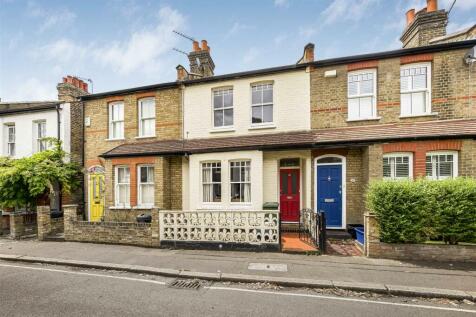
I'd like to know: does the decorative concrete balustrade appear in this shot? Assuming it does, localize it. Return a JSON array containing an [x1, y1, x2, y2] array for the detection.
[[159, 210, 280, 248]]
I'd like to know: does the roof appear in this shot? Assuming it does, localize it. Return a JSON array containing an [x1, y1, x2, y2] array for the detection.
[[81, 39, 476, 101], [101, 119, 476, 158], [0, 101, 61, 115], [430, 24, 476, 44]]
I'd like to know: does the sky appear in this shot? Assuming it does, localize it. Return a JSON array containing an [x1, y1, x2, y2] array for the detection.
[[0, 0, 475, 101]]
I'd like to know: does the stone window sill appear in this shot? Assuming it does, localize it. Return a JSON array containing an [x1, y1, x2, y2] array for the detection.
[[346, 117, 381, 122], [399, 112, 438, 119], [135, 135, 156, 139], [105, 138, 125, 142], [109, 206, 131, 210], [210, 127, 235, 133], [248, 124, 276, 130]]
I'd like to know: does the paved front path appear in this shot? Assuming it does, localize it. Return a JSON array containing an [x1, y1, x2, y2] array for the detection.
[[0, 238, 474, 292]]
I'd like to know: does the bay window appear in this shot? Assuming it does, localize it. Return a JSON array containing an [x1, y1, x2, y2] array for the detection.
[[202, 162, 222, 202], [213, 88, 233, 128], [114, 166, 130, 207], [426, 152, 458, 180], [383, 153, 413, 180], [347, 70, 377, 120], [109, 102, 124, 139], [400, 63, 431, 116], [230, 161, 251, 203], [138, 98, 155, 137], [138, 165, 154, 206]]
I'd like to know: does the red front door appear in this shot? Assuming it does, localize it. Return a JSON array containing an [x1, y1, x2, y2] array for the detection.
[[280, 169, 300, 222]]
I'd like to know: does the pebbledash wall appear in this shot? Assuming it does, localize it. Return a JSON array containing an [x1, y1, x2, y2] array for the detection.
[[83, 87, 183, 220]]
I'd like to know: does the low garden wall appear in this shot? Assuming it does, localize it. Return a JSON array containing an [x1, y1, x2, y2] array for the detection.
[[364, 214, 476, 262], [63, 205, 160, 247]]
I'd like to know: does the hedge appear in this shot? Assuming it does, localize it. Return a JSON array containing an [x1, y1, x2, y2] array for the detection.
[[366, 178, 476, 244]]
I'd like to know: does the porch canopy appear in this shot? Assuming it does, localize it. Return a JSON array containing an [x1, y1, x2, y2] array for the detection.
[[100, 119, 476, 158]]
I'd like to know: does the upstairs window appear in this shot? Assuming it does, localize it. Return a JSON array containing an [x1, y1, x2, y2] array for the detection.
[[114, 166, 130, 207], [138, 98, 155, 137], [230, 161, 251, 203], [5, 124, 15, 157], [33, 120, 47, 153], [213, 88, 233, 127], [251, 83, 273, 124], [109, 102, 124, 139], [138, 165, 154, 207], [426, 152, 458, 180], [400, 63, 431, 116], [383, 153, 413, 180], [202, 162, 222, 203], [347, 70, 377, 120]]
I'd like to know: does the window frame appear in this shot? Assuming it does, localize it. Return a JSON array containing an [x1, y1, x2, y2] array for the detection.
[[137, 164, 155, 207], [201, 161, 222, 204], [425, 151, 458, 180], [33, 120, 47, 153], [347, 68, 378, 121], [114, 165, 130, 207], [138, 98, 156, 137], [250, 82, 274, 126], [383, 152, 413, 180], [400, 62, 432, 117], [212, 88, 234, 128], [5, 124, 15, 157], [109, 101, 125, 140], [229, 160, 251, 204]]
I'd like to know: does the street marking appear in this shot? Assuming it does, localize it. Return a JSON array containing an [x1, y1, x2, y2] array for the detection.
[[248, 263, 288, 272], [0, 262, 475, 314]]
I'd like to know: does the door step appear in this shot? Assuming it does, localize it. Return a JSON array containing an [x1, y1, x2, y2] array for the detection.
[[326, 230, 352, 240]]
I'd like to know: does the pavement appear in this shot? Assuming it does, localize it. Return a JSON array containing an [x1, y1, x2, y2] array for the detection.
[[0, 238, 475, 301]]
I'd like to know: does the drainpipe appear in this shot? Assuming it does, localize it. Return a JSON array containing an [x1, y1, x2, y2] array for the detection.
[[56, 103, 61, 140], [55, 103, 62, 212]]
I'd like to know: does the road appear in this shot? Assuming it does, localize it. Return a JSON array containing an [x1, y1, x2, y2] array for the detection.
[[0, 261, 474, 317]]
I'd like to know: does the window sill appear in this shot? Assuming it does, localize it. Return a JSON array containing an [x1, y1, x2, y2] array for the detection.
[[198, 204, 225, 210], [109, 206, 131, 210], [132, 205, 156, 210], [105, 138, 125, 142], [248, 123, 276, 130], [210, 127, 235, 133], [399, 112, 438, 119], [346, 117, 381, 122], [135, 135, 156, 139]]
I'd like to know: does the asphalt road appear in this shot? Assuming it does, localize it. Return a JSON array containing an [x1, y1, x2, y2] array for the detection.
[[0, 261, 474, 317]]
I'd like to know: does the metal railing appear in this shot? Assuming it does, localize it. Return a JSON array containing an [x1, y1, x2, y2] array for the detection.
[[298, 209, 326, 253]]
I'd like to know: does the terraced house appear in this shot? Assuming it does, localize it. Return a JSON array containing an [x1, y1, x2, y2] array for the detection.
[[80, 0, 475, 249]]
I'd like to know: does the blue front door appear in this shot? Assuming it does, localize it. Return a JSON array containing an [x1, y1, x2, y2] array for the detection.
[[317, 165, 343, 228]]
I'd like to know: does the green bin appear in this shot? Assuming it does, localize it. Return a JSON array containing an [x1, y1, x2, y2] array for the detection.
[[262, 202, 279, 210]]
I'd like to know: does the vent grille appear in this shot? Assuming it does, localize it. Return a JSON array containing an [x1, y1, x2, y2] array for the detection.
[[168, 279, 203, 290]]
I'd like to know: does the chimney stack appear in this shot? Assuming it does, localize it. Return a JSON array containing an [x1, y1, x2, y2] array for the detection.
[[176, 65, 189, 81], [297, 43, 315, 64], [57, 75, 89, 102], [400, 0, 447, 48], [187, 39, 215, 79]]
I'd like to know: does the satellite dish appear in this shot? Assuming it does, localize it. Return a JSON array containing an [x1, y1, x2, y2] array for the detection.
[[464, 46, 476, 64]]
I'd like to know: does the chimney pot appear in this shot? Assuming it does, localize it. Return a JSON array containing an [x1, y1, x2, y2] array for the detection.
[[192, 41, 200, 52], [406, 8, 416, 26], [201, 40, 209, 51], [427, 0, 437, 12]]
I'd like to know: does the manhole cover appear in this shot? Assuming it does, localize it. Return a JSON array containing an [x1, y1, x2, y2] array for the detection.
[[248, 263, 288, 272], [168, 279, 203, 290]]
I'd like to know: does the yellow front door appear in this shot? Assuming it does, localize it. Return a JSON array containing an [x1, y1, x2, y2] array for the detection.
[[89, 173, 105, 221]]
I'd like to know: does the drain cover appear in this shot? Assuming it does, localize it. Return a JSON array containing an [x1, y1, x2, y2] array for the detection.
[[168, 279, 203, 290]]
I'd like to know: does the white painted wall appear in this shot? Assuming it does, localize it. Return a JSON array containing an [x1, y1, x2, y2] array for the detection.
[[183, 70, 310, 138], [187, 150, 263, 211], [0, 103, 70, 158]]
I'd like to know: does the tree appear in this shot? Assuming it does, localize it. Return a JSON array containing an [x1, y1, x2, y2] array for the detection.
[[0, 138, 81, 210]]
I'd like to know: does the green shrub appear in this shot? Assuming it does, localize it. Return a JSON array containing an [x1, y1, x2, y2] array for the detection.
[[366, 178, 476, 244]]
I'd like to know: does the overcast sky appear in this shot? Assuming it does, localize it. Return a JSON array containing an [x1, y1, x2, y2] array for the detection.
[[0, 0, 475, 101]]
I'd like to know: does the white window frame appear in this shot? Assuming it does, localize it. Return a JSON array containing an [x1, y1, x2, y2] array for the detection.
[[109, 102, 124, 140], [229, 160, 251, 204], [137, 165, 154, 207], [251, 83, 274, 126], [201, 161, 222, 203], [212, 88, 234, 128], [425, 151, 458, 180], [347, 69, 377, 121], [33, 120, 47, 153], [138, 98, 156, 137], [114, 165, 130, 207], [383, 153, 413, 180], [400, 62, 432, 117], [5, 124, 15, 157]]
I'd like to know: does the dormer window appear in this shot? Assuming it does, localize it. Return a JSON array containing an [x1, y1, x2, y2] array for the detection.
[[213, 88, 233, 128]]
